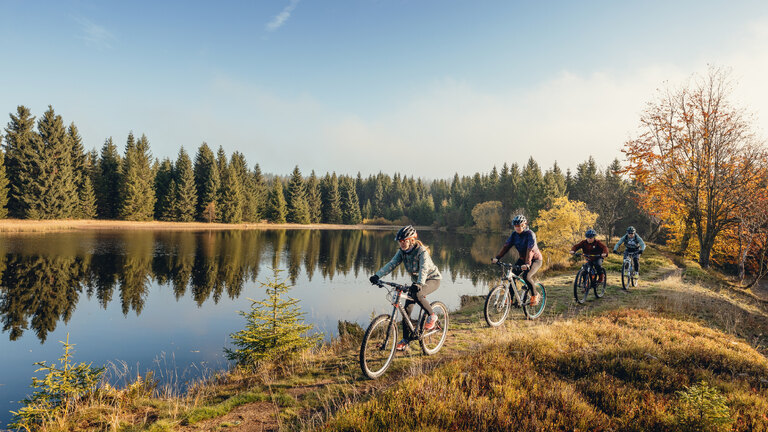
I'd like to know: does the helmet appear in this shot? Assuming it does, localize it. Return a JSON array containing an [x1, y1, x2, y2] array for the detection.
[[626, 226, 636, 234], [511, 214, 527, 226], [585, 228, 597, 238], [395, 225, 417, 241]]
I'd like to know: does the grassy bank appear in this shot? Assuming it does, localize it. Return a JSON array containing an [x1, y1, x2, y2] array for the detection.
[[0, 219, 403, 233], [12, 246, 768, 431]]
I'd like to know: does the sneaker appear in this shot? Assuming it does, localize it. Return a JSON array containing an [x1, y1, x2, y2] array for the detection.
[[633, 272, 639, 278], [528, 294, 540, 306], [424, 313, 438, 331], [396, 339, 410, 351]]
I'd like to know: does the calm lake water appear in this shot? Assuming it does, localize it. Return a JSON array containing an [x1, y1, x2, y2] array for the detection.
[[0, 229, 508, 426]]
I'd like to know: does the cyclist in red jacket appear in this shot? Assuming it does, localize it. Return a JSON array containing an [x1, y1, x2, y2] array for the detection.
[[570, 228, 609, 283]]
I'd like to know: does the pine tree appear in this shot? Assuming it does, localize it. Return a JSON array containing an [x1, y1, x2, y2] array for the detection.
[[3, 106, 37, 217], [219, 160, 244, 223], [193, 143, 219, 222], [321, 173, 342, 223], [373, 178, 385, 217], [266, 179, 287, 223], [231, 152, 257, 222], [172, 148, 197, 222], [252, 164, 267, 221], [24, 106, 78, 219], [0, 145, 9, 218], [340, 176, 362, 224], [225, 271, 320, 368], [154, 158, 174, 220], [95, 138, 122, 219], [68, 123, 97, 218], [286, 166, 310, 224], [519, 157, 545, 220], [305, 170, 322, 223], [119, 133, 155, 220]]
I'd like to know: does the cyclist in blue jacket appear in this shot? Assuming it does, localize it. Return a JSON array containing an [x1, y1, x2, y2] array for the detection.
[[491, 214, 543, 306], [613, 226, 646, 277]]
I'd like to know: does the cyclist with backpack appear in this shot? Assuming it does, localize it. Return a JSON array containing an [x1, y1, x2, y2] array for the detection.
[[570, 228, 609, 284], [613, 226, 646, 277], [491, 214, 543, 306], [369, 225, 441, 351]]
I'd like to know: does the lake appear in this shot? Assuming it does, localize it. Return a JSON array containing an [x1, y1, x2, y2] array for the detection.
[[0, 228, 509, 426]]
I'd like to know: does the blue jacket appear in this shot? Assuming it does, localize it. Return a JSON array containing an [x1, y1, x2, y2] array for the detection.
[[613, 233, 646, 252], [375, 244, 441, 285], [496, 228, 543, 265]]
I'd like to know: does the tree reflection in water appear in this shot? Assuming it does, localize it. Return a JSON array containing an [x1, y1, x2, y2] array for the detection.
[[0, 229, 504, 343]]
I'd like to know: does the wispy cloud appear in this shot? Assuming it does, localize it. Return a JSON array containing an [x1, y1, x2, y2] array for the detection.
[[265, 0, 300, 32], [74, 16, 114, 49]]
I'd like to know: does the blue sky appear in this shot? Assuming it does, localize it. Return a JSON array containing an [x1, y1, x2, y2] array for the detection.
[[1, 0, 767, 178]]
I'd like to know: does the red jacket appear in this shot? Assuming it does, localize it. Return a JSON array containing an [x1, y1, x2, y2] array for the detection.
[[571, 239, 609, 261]]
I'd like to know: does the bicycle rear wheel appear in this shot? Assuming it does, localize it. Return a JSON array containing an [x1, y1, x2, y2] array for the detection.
[[359, 314, 397, 379], [523, 282, 546, 319], [484, 284, 511, 327], [594, 268, 606, 298], [573, 269, 589, 304], [420, 301, 449, 355]]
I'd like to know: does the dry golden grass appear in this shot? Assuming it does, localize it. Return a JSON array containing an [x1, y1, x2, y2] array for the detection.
[[0, 219, 400, 233]]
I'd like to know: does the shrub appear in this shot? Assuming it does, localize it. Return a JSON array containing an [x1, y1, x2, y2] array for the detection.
[[471, 201, 504, 232]]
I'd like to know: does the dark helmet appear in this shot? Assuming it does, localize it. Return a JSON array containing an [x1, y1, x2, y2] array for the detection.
[[395, 225, 417, 241], [585, 228, 597, 238], [511, 214, 527, 226], [626, 226, 636, 234]]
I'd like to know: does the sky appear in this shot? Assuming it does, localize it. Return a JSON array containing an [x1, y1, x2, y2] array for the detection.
[[1, 0, 767, 179]]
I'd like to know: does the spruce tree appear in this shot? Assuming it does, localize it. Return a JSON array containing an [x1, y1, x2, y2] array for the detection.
[[286, 166, 310, 224], [321, 173, 342, 223], [252, 164, 267, 221], [519, 157, 545, 220], [373, 178, 385, 217], [119, 133, 156, 220], [219, 160, 244, 223], [306, 170, 322, 223], [0, 146, 9, 218], [154, 158, 174, 220], [25, 106, 78, 219], [231, 152, 256, 222], [68, 124, 96, 218], [95, 138, 122, 219], [340, 176, 362, 224], [2, 106, 36, 217], [266, 179, 287, 223], [193, 143, 219, 222], [172, 148, 197, 222]]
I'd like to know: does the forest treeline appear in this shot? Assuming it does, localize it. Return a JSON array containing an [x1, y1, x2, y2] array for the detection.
[[0, 105, 650, 240]]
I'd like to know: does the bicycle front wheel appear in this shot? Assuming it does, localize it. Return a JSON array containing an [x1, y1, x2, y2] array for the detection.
[[594, 268, 606, 298], [359, 314, 397, 379], [420, 301, 449, 355], [621, 261, 630, 291], [573, 269, 589, 304], [523, 282, 546, 319], [484, 284, 511, 327]]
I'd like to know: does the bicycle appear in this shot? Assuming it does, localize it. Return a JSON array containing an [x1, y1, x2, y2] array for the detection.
[[359, 280, 449, 379], [617, 250, 641, 290], [484, 262, 547, 327], [572, 253, 606, 304]]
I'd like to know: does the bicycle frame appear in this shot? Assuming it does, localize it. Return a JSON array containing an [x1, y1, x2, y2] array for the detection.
[[377, 281, 433, 339], [498, 263, 531, 305]]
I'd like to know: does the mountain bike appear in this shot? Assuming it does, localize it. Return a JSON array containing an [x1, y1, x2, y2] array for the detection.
[[572, 253, 606, 304], [618, 250, 641, 290], [484, 262, 547, 327], [359, 280, 449, 379]]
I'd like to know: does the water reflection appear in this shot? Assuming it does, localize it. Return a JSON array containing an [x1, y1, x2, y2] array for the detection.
[[0, 229, 511, 343]]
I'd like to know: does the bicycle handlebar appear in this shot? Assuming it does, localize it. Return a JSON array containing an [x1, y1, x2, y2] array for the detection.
[[495, 261, 523, 273], [572, 252, 605, 258], [374, 280, 409, 291]]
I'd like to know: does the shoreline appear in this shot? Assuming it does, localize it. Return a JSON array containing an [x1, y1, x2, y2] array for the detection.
[[0, 219, 419, 233]]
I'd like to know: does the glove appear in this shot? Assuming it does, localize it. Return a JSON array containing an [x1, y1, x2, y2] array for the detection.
[[638, 250, 643, 255], [491, 257, 499, 264], [613, 250, 619, 255], [369, 275, 380, 285]]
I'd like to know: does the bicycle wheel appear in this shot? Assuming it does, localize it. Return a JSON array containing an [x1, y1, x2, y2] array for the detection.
[[359, 314, 397, 379], [631, 269, 637, 287], [594, 268, 606, 298], [573, 269, 590, 304], [523, 282, 546, 319], [420, 301, 449, 355], [484, 284, 511, 327], [621, 261, 630, 291]]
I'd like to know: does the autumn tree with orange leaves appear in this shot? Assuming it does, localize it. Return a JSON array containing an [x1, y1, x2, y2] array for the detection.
[[623, 67, 767, 268]]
